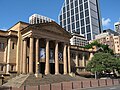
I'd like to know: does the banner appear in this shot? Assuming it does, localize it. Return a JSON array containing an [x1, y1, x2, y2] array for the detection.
[[40, 48, 45, 60]]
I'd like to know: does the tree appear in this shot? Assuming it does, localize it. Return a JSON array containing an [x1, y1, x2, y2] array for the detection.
[[84, 41, 114, 55], [86, 52, 117, 79]]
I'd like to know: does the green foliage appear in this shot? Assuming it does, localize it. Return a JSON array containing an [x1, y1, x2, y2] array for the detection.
[[84, 41, 114, 55], [86, 52, 119, 75]]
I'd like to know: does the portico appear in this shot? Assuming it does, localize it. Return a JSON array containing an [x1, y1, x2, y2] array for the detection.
[[21, 22, 72, 75]]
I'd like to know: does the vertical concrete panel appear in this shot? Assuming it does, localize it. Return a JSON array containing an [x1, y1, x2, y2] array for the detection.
[[72, 81, 80, 89], [114, 79, 119, 85], [83, 80, 90, 88], [63, 82, 72, 90], [26, 86, 38, 90], [51, 83, 61, 90], [99, 79, 106, 86], [91, 80, 98, 87], [40, 84, 50, 90], [12, 87, 24, 90], [107, 79, 112, 86]]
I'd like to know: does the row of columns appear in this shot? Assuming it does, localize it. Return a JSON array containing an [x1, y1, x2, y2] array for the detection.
[[22, 37, 71, 75], [75, 52, 93, 68]]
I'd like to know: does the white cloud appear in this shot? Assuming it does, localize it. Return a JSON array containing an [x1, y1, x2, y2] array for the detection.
[[102, 18, 111, 27], [0, 28, 7, 31]]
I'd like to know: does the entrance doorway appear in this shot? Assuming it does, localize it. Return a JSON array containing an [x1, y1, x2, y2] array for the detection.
[[40, 62, 45, 74], [59, 64, 63, 74], [50, 63, 55, 74]]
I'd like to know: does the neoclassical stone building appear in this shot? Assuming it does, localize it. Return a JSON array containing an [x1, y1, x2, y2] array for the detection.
[[0, 21, 95, 76]]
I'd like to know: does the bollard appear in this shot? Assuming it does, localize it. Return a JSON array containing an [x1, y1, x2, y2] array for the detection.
[[24, 85, 26, 90], [50, 84, 52, 90], [72, 82, 74, 89], [81, 81, 83, 88], [98, 80, 100, 86], [105, 79, 107, 86], [61, 83, 63, 90], [38, 85, 40, 90], [112, 79, 114, 85], [10, 87, 12, 90], [90, 81, 92, 87]]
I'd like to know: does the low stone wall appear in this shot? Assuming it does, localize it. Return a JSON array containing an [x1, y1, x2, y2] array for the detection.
[[1, 79, 120, 90]]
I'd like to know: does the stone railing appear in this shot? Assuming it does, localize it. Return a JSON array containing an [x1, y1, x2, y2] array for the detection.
[[1, 79, 120, 90]]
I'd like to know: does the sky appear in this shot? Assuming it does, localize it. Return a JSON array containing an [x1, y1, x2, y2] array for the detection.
[[0, 0, 120, 31]]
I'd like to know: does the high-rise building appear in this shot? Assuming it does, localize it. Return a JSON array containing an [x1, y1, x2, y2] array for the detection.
[[58, 0, 102, 41], [114, 22, 120, 34], [29, 14, 54, 24]]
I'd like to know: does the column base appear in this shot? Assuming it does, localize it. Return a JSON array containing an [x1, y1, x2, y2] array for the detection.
[[64, 72, 67, 75], [69, 72, 75, 77], [35, 73, 42, 78], [55, 72, 60, 75]]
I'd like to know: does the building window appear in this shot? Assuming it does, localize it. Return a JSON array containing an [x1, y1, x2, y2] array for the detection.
[[80, 5, 83, 11], [67, 12, 70, 18], [76, 14, 79, 21], [71, 9, 74, 16], [76, 21, 80, 28], [12, 43, 15, 49], [75, 0, 78, 6], [81, 19, 84, 26], [67, 18, 70, 24], [11, 65, 14, 71], [71, 2, 74, 9], [86, 17, 90, 24], [75, 7, 78, 13], [71, 16, 74, 22], [81, 27, 85, 34], [0, 43, 4, 49], [80, 12, 84, 19], [84, 2, 88, 9], [86, 25, 90, 33], [79, 0, 83, 4], [1, 66, 3, 71], [72, 23, 75, 29], [87, 33, 91, 41], [85, 9, 89, 17]]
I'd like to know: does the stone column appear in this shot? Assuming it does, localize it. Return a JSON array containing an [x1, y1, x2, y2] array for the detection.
[[29, 37, 34, 74], [89, 52, 93, 60], [23, 39, 27, 74], [68, 45, 71, 73], [35, 38, 39, 76], [55, 41, 59, 75], [45, 39, 50, 75], [63, 43, 67, 74], [6, 38, 11, 74], [76, 51, 79, 73], [82, 53, 86, 67]]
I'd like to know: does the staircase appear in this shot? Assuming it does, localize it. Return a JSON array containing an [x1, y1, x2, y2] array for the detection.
[[2, 74, 86, 88], [2, 74, 29, 88]]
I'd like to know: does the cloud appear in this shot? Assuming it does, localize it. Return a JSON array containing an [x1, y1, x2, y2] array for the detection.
[[0, 27, 7, 31], [102, 18, 111, 27]]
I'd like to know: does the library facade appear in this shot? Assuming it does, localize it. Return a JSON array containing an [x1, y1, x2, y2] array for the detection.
[[0, 21, 94, 76]]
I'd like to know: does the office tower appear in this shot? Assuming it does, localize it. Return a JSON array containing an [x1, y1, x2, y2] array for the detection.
[[58, 0, 102, 40], [29, 14, 54, 24], [114, 22, 120, 34]]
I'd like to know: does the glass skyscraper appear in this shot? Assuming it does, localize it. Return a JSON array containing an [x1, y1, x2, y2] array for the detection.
[[58, 0, 102, 40]]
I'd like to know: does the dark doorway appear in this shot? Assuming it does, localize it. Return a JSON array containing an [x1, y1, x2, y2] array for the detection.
[[59, 64, 63, 74], [40, 62, 45, 74], [50, 63, 55, 74]]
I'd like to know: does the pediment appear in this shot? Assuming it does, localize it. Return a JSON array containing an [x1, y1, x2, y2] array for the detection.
[[33, 22, 72, 38], [41, 25, 64, 35]]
